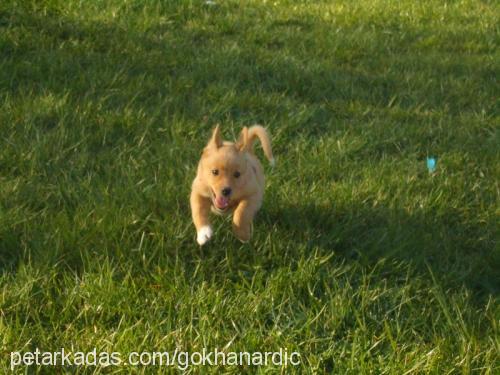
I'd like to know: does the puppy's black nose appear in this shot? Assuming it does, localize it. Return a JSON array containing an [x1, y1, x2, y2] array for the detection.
[[221, 187, 232, 197]]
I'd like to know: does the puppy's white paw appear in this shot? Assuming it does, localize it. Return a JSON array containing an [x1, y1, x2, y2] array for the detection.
[[197, 226, 213, 246], [269, 157, 276, 167]]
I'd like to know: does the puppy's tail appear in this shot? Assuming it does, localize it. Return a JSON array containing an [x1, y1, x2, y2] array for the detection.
[[247, 125, 275, 166]]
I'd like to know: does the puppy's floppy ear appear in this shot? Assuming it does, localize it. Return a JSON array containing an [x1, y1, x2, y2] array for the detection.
[[207, 124, 223, 149], [236, 126, 249, 152]]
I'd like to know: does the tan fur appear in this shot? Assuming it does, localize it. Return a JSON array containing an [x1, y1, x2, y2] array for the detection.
[[190, 125, 274, 245]]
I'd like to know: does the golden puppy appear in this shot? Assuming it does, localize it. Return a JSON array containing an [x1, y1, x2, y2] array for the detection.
[[190, 125, 274, 245]]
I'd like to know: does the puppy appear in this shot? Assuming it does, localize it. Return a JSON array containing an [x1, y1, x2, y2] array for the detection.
[[190, 125, 274, 245]]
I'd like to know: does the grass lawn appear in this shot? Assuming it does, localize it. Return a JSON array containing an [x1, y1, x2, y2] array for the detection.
[[0, 0, 499, 373]]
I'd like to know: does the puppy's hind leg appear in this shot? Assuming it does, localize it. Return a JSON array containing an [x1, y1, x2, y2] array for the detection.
[[190, 192, 213, 246]]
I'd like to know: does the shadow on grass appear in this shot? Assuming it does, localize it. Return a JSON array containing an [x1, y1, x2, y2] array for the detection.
[[262, 202, 499, 299], [2, 3, 497, 130]]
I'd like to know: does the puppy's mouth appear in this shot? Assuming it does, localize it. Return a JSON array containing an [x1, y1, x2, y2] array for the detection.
[[211, 190, 230, 210]]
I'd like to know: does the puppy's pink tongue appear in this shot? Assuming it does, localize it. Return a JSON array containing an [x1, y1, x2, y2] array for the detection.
[[215, 196, 229, 209]]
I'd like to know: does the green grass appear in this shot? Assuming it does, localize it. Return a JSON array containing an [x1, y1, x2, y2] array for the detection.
[[0, 0, 499, 373]]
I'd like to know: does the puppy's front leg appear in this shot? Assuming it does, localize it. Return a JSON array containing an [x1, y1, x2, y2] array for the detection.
[[232, 197, 261, 242], [190, 192, 213, 245]]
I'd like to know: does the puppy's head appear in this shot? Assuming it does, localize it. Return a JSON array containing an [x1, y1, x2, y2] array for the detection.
[[200, 125, 252, 210]]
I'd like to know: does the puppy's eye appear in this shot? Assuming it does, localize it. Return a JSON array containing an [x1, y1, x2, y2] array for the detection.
[[234, 171, 241, 178], [211, 169, 219, 176]]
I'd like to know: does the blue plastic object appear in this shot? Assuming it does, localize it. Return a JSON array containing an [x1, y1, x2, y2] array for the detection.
[[426, 157, 437, 173]]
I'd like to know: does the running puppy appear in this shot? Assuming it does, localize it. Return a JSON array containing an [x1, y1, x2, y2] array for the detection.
[[190, 125, 274, 245]]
